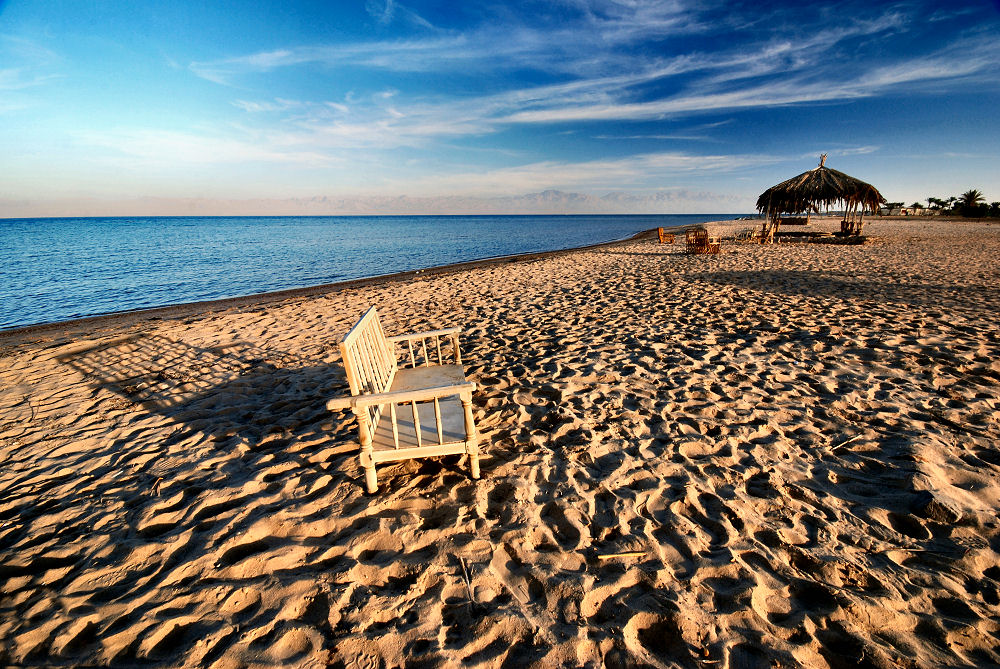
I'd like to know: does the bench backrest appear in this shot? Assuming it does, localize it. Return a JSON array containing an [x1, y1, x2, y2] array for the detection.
[[340, 307, 398, 436], [685, 227, 709, 251], [341, 306, 397, 396]]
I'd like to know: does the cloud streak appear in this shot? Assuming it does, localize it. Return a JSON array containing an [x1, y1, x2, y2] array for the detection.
[[383, 151, 782, 197], [200, 4, 998, 158], [0, 67, 60, 91], [76, 129, 337, 167], [208, 35, 997, 160]]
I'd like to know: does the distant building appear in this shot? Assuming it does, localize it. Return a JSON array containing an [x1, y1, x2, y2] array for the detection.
[[878, 206, 937, 216]]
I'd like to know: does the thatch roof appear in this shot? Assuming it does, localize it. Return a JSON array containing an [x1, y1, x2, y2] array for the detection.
[[756, 155, 885, 216]]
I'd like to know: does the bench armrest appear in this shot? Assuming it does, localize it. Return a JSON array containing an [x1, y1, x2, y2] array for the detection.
[[339, 382, 475, 410], [386, 326, 462, 343], [388, 326, 465, 366], [327, 395, 354, 411]]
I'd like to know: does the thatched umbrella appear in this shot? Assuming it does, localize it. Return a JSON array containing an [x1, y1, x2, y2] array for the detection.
[[756, 155, 886, 243]]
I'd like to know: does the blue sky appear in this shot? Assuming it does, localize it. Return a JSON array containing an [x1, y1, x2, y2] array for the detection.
[[1, 0, 999, 216]]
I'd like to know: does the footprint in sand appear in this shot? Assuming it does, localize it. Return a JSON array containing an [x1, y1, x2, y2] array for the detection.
[[539, 499, 589, 550], [215, 538, 273, 568], [219, 586, 262, 620], [138, 617, 197, 659], [622, 610, 696, 667], [489, 543, 545, 606]]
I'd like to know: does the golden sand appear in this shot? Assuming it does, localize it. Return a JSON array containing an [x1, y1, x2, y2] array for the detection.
[[1, 217, 999, 667]]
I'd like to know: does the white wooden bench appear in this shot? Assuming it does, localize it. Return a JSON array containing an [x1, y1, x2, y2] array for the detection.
[[326, 306, 481, 493]]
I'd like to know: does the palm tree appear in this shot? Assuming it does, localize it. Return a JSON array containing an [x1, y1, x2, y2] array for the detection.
[[960, 189, 985, 208], [959, 189, 987, 218]]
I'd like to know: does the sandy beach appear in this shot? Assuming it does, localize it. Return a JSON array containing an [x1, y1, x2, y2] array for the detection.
[[2, 216, 999, 667]]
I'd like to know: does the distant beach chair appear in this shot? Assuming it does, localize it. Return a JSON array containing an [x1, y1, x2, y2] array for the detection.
[[685, 227, 721, 255], [657, 227, 676, 244], [327, 306, 480, 494], [735, 226, 762, 242]]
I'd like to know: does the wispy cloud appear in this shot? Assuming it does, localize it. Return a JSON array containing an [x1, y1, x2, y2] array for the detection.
[[76, 129, 336, 167], [190, 36, 471, 84], [0, 34, 60, 64], [0, 187, 752, 218], [6, 0, 997, 211], [0, 34, 61, 100], [502, 41, 999, 124], [188, 1, 719, 85], [189, 2, 908, 89], [832, 146, 880, 156], [594, 134, 718, 141], [0, 67, 60, 91], [795, 146, 880, 162], [258, 36, 995, 151], [389, 150, 782, 196], [365, 0, 436, 30], [231, 98, 303, 113], [204, 3, 999, 156], [0, 35, 61, 108]]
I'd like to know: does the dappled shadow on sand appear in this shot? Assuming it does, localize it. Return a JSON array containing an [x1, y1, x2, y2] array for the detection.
[[58, 334, 346, 430], [35, 331, 367, 513], [49, 332, 361, 480]]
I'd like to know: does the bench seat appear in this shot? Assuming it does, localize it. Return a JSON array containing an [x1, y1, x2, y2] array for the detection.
[[370, 365, 468, 454]]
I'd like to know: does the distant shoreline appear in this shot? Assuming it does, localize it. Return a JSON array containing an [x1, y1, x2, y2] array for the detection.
[[2, 214, 739, 337], [0, 212, 754, 222], [0, 225, 685, 345], [6, 214, 985, 344]]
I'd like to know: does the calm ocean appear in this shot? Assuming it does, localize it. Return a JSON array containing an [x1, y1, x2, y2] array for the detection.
[[0, 214, 734, 330]]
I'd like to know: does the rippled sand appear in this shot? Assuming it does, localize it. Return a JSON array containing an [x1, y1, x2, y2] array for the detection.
[[2, 217, 999, 667]]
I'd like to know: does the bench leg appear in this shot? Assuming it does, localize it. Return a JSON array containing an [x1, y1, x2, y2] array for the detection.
[[461, 395, 481, 480], [469, 447, 481, 480], [359, 446, 378, 494], [363, 459, 378, 494], [357, 413, 379, 494]]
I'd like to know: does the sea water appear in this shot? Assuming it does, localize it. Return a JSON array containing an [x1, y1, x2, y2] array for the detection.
[[0, 214, 733, 330]]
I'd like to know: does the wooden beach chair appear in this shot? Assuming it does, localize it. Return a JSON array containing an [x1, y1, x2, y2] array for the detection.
[[685, 227, 721, 255], [327, 307, 481, 494], [657, 227, 675, 244], [735, 226, 762, 242]]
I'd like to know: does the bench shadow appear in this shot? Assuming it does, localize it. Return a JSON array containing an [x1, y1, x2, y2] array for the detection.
[[58, 334, 349, 450]]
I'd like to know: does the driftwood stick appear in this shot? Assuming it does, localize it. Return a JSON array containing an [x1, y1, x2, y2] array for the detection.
[[459, 557, 475, 604], [597, 551, 646, 560], [831, 434, 863, 451]]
